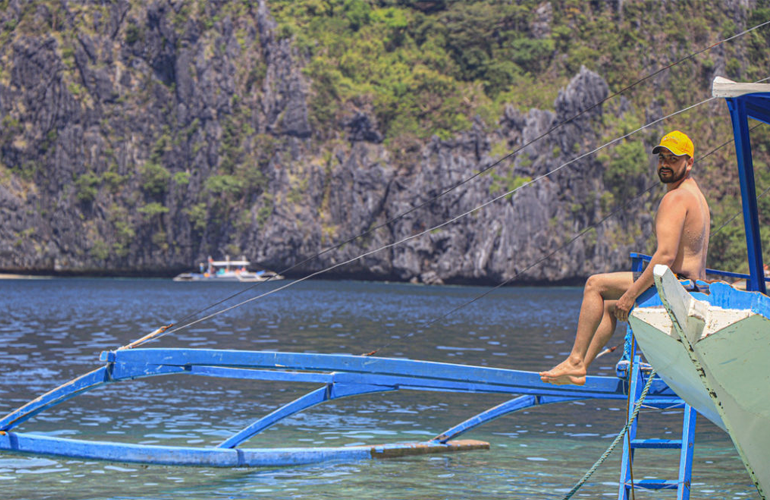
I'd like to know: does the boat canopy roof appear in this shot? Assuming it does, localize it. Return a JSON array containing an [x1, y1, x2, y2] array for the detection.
[[713, 76, 770, 293], [713, 77, 770, 125], [713, 76, 770, 98], [211, 260, 250, 267]]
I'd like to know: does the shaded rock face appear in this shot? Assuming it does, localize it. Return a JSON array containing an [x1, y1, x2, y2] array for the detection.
[[0, 1, 657, 284], [378, 67, 638, 285], [256, 1, 311, 139]]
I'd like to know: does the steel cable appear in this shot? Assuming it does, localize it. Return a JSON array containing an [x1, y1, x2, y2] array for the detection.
[[124, 25, 770, 348], [136, 95, 716, 346]]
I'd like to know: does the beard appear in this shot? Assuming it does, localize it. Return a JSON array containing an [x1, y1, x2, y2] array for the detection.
[[658, 167, 686, 184]]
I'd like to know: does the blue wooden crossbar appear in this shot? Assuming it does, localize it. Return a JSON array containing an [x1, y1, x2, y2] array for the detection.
[[0, 432, 491, 467], [216, 382, 394, 449], [102, 349, 635, 397], [433, 394, 579, 442]]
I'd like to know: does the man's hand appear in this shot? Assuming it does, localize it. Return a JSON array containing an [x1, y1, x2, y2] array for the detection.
[[614, 291, 635, 322]]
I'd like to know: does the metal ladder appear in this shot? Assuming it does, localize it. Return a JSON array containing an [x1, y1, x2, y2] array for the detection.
[[617, 350, 698, 499]]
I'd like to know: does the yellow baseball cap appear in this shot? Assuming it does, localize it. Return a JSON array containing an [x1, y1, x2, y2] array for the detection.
[[652, 130, 694, 157]]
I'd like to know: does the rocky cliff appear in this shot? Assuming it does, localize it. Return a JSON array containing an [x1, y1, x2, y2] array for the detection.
[[0, 0, 760, 283]]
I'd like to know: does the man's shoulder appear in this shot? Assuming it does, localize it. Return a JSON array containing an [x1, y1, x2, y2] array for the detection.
[[662, 187, 690, 200], [660, 187, 690, 204], [658, 186, 699, 215], [662, 182, 703, 203]]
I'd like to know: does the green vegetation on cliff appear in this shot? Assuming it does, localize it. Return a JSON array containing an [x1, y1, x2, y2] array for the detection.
[[1, 0, 770, 278], [267, 0, 770, 274], [267, 1, 767, 131]]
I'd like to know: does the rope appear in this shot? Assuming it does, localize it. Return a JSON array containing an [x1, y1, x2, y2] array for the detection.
[[559, 368, 658, 500], [124, 30, 770, 349], [129, 95, 716, 349], [118, 324, 173, 350], [160, 21, 770, 335], [711, 173, 770, 234]]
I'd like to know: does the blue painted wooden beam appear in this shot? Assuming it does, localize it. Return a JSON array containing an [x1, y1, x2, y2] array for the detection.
[[745, 96, 770, 126], [217, 382, 396, 449], [189, 365, 335, 384], [110, 362, 187, 380], [0, 432, 378, 467], [1, 431, 490, 467], [677, 405, 698, 500], [217, 386, 330, 449], [103, 349, 675, 399], [433, 394, 581, 443], [727, 96, 766, 294], [619, 355, 645, 500], [0, 364, 186, 432]]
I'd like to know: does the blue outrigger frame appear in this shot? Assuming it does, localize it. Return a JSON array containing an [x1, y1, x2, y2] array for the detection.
[[0, 347, 681, 467]]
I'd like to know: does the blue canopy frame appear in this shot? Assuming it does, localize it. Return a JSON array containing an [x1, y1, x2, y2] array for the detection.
[[726, 90, 770, 293]]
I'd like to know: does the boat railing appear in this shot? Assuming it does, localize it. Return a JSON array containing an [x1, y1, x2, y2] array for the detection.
[[623, 252, 768, 365], [630, 252, 770, 282]]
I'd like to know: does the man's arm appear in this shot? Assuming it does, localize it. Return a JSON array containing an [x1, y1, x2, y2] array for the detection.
[[614, 190, 689, 321]]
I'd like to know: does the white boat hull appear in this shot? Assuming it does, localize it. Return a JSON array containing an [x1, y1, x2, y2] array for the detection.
[[629, 308, 725, 429], [629, 266, 770, 498]]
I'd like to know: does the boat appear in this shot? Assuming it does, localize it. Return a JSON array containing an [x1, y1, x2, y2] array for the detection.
[[0, 76, 766, 500], [173, 255, 283, 282], [628, 77, 770, 498]]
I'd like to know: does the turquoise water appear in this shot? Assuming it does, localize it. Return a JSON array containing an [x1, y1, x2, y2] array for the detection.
[[0, 278, 758, 499]]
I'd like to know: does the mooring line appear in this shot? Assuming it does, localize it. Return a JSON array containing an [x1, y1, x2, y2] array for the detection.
[[127, 28, 770, 349], [711, 183, 770, 234], [560, 368, 658, 500], [156, 22, 770, 335], [128, 94, 718, 348]]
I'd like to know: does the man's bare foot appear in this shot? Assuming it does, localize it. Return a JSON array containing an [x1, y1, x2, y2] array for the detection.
[[539, 358, 587, 386]]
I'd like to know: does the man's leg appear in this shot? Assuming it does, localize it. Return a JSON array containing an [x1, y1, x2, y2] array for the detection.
[[584, 299, 618, 367], [539, 272, 633, 385]]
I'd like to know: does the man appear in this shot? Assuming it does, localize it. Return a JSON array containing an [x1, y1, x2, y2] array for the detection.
[[540, 131, 710, 386]]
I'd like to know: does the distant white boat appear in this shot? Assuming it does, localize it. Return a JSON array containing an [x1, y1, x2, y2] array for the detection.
[[173, 256, 283, 282]]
